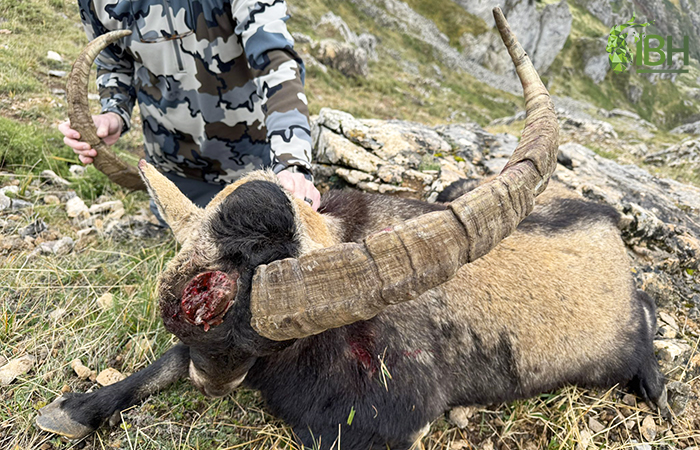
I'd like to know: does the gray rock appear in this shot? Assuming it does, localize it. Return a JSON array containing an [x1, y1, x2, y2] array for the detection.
[[19, 219, 47, 238], [666, 380, 692, 415], [46, 50, 62, 62], [644, 139, 700, 169], [671, 120, 700, 135], [317, 12, 356, 43], [69, 165, 86, 177], [313, 39, 369, 77], [48, 70, 66, 78], [576, 0, 613, 26], [533, 0, 572, 72]]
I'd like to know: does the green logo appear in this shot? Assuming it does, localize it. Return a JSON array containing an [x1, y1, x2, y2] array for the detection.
[[606, 15, 653, 73], [607, 15, 691, 74]]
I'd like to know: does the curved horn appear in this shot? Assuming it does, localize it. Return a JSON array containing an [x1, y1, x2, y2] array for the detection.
[[67, 30, 146, 191], [249, 7, 559, 341]]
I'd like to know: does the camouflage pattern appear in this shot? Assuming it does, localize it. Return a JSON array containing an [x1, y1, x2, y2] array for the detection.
[[79, 0, 312, 184]]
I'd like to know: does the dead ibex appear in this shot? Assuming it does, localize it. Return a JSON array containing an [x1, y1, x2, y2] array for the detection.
[[37, 8, 668, 449]]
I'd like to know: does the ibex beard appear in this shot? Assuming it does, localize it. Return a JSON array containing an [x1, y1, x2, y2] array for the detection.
[[36, 7, 669, 450]]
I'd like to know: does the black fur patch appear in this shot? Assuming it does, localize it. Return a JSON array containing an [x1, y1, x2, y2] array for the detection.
[[318, 190, 371, 242], [436, 179, 481, 203], [209, 180, 299, 268], [518, 198, 621, 233]]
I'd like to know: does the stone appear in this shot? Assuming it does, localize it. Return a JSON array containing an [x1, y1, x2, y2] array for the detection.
[[96, 292, 114, 310], [65, 196, 89, 219], [577, 428, 593, 450], [69, 165, 86, 177], [653, 339, 691, 362], [657, 326, 677, 339], [666, 381, 691, 415], [448, 406, 476, 428], [313, 39, 369, 78], [46, 50, 62, 62], [49, 308, 66, 322], [0, 354, 36, 385], [19, 219, 48, 238], [70, 359, 95, 381], [533, 0, 572, 72], [89, 200, 124, 215], [658, 311, 678, 330], [588, 416, 606, 434], [335, 168, 373, 185], [52, 237, 74, 256], [48, 70, 67, 78], [43, 194, 60, 205], [622, 393, 636, 406], [1, 185, 19, 195], [96, 368, 126, 386], [316, 128, 384, 173], [671, 120, 700, 135], [640, 415, 656, 441]]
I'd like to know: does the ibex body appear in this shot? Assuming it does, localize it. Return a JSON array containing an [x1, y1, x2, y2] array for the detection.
[[36, 8, 667, 449]]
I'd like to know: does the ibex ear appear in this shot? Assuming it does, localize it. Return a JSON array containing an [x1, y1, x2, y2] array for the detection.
[[138, 160, 201, 243]]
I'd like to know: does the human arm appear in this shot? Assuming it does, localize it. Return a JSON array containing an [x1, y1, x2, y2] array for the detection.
[[232, 0, 320, 208]]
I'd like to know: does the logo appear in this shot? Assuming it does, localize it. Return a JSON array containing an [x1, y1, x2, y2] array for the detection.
[[607, 15, 690, 74]]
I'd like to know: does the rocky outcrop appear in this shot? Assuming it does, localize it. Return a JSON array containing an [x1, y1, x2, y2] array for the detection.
[[454, 0, 572, 73]]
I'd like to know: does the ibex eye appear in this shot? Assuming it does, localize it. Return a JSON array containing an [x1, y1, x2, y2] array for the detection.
[[181, 271, 238, 331]]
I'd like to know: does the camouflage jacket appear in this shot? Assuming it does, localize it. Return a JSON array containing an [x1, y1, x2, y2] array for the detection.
[[79, 0, 312, 184]]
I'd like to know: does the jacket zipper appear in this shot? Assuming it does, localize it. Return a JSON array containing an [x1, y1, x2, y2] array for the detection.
[[162, 0, 185, 72]]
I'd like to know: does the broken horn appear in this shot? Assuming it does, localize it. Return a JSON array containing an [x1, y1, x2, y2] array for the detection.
[[249, 6, 559, 341], [67, 29, 146, 191]]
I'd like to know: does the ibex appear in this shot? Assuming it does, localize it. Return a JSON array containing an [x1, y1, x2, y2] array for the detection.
[[36, 8, 668, 449]]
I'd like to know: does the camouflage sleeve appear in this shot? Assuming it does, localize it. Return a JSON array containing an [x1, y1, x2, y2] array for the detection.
[[232, 0, 313, 174], [79, 0, 137, 133]]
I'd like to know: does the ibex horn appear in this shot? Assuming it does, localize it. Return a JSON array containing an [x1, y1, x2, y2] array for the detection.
[[67, 30, 146, 191], [250, 6, 559, 341]]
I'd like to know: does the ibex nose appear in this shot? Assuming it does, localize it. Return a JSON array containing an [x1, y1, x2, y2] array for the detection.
[[180, 271, 238, 331]]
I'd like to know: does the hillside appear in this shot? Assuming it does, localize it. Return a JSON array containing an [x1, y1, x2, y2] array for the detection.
[[1, 0, 699, 449]]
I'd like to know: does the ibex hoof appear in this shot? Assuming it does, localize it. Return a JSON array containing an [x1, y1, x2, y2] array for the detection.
[[36, 395, 95, 439]]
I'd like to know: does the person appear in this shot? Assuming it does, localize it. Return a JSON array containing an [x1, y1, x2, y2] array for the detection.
[[59, 0, 321, 215]]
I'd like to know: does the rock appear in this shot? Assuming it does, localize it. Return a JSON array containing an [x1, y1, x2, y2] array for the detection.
[[644, 139, 700, 169], [1, 185, 19, 195], [357, 33, 378, 61], [96, 292, 114, 310], [588, 416, 606, 434], [0, 354, 36, 385], [658, 311, 678, 330], [52, 237, 74, 256], [671, 120, 700, 135], [316, 128, 384, 173], [335, 168, 373, 185], [48, 70, 67, 78], [317, 12, 356, 43], [51, 88, 65, 96], [89, 200, 124, 215], [448, 406, 476, 428], [313, 39, 369, 78], [70, 359, 95, 381], [49, 308, 67, 322], [0, 192, 31, 210], [640, 415, 656, 441], [65, 196, 89, 219], [69, 165, 86, 177], [533, 0, 572, 72], [577, 428, 593, 450], [96, 368, 126, 386], [666, 381, 691, 415], [77, 227, 97, 238], [621, 393, 637, 406], [43, 194, 60, 205], [657, 326, 677, 339], [19, 219, 48, 238], [653, 339, 691, 362], [46, 50, 62, 62]]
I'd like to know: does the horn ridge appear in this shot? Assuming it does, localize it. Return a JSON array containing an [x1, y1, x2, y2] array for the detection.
[[250, 6, 559, 341], [66, 29, 146, 191]]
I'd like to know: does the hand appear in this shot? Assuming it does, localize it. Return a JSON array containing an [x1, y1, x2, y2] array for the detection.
[[277, 169, 321, 212], [58, 112, 124, 165]]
